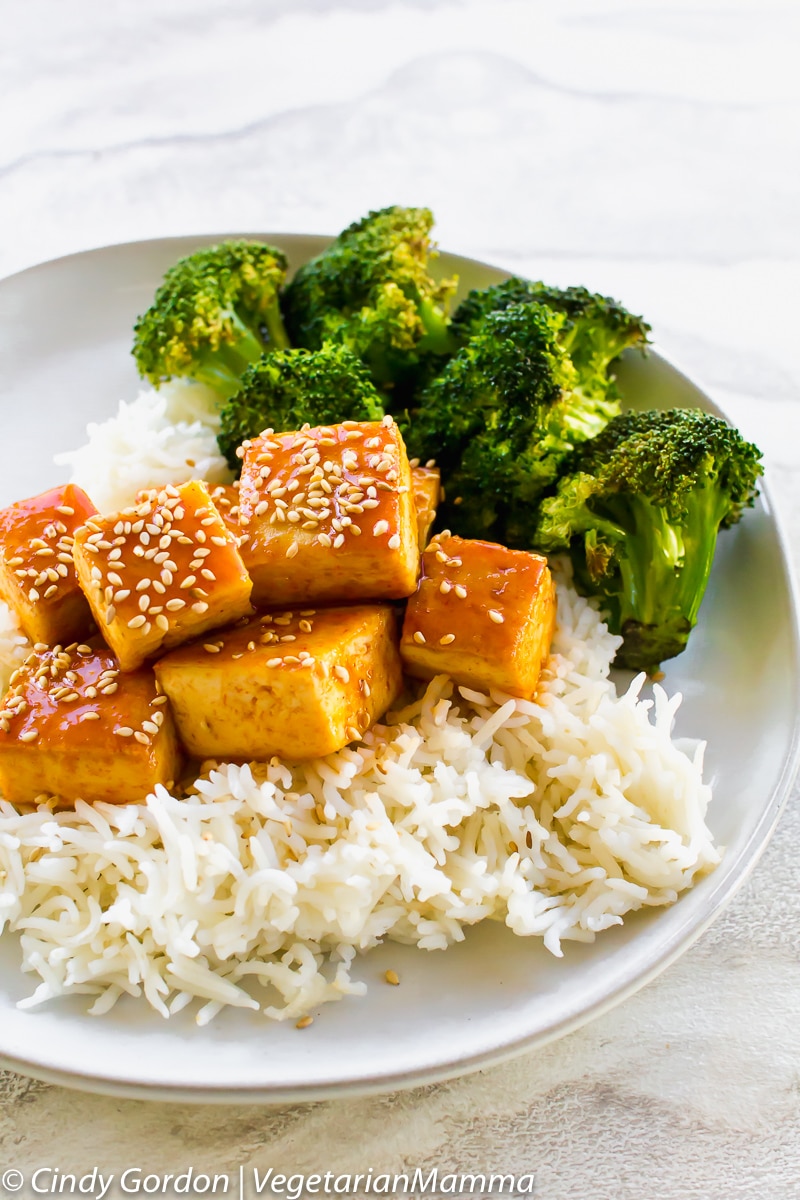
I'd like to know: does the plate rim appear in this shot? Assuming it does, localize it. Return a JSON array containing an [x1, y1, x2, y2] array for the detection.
[[0, 234, 798, 1103]]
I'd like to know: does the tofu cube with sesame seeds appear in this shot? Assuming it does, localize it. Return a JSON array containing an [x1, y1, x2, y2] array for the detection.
[[410, 466, 441, 548], [204, 482, 257, 571], [154, 605, 403, 760], [0, 484, 98, 646], [72, 480, 253, 672], [237, 418, 419, 607], [0, 643, 181, 806], [400, 533, 557, 699]]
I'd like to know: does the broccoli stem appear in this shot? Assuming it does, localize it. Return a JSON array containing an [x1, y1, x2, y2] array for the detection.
[[261, 301, 291, 352], [610, 484, 731, 671], [192, 314, 267, 400], [416, 297, 458, 355]]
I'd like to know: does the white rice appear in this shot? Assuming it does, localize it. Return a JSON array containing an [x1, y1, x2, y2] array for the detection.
[[54, 379, 232, 512], [0, 602, 29, 697], [0, 577, 719, 1023], [0, 386, 720, 1021]]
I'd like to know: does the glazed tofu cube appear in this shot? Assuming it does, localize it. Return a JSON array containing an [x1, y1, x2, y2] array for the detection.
[[73, 481, 253, 672], [0, 643, 181, 806], [237, 417, 419, 607], [155, 605, 402, 760], [204, 483, 241, 538], [204, 483, 257, 572], [139, 482, 255, 571], [400, 533, 556, 698], [411, 466, 441, 547], [0, 483, 97, 645]]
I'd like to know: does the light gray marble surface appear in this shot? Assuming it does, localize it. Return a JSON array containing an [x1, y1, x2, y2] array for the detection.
[[1, 1, 799, 1196]]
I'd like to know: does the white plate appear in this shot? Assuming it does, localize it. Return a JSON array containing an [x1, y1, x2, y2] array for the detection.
[[0, 236, 797, 1102]]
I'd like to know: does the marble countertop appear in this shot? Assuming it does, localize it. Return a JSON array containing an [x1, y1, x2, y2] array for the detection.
[[1, 1, 799, 1196]]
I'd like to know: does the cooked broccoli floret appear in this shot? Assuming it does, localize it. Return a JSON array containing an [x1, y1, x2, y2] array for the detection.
[[452, 278, 650, 400], [217, 345, 385, 470], [133, 241, 290, 400], [281, 206, 458, 395], [403, 302, 619, 543], [534, 408, 763, 672]]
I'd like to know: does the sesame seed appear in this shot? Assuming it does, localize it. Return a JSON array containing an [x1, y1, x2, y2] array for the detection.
[[127, 614, 147, 629], [439, 580, 452, 594], [79, 711, 101, 723], [19, 729, 39, 743], [454, 585, 468, 599], [180, 576, 196, 589], [317, 532, 332, 548], [295, 1016, 314, 1030], [387, 534, 401, 550], [142, 721, 159, 736], [155, 614, 170, 632], [105, 605, 117, 624], [133, 731, 151, 746], [488, 609, 504, 624], [266, 658, 283, 668], [334, 665, 350, 683], [440, 634, 456, 645], [333, 533, 345, 549], [285, 543, 299, 559], [203, 644, 221, 654], [56, 505, 75, 516], [373, 520, 389, 537], [165, 598, 186, 611], [100, 683, 118, 695], [385, 970, 400, 986], [346, 725, 361, 742], [191, 601, 209, 614], [413, 631, 426, 645]]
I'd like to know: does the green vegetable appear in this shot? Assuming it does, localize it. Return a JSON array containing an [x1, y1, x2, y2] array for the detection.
[[281, 206, 458, 395], [133, 241, 290, 399], [534, 408, 763, 672], [217, 345, 385, 470], [452, 278, 650, 401], [403, 302, 619, 544]]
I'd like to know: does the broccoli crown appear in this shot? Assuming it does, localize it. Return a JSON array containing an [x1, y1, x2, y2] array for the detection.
[[404, 301, 620, 543], [133, 241, 290, 399], [281, 206, 458, 393], [535, 407, 763, 671], [452, 278, 650, 399], [217, 344, 385, 470]]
